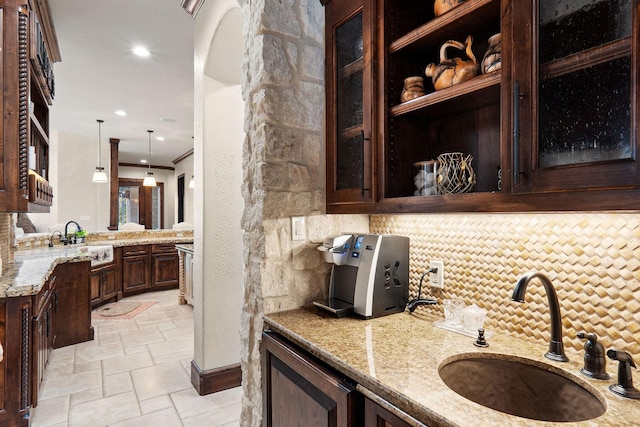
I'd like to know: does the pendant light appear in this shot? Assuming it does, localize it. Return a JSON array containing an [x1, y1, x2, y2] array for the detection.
[[188, 175, 195, 189], [92, 119, 108, 183], [143, 130, 157, 187]]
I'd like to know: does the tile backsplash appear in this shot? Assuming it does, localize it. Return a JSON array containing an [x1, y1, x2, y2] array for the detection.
[[371, 213, 640, 356]]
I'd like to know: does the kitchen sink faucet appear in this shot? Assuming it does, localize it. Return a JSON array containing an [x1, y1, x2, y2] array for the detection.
[[512, 271, 569, 362], [62, 220, 83, 245]]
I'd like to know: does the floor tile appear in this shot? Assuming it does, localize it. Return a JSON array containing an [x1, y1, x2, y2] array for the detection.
[[131, 361, 192, 401], [30, 289, 242, 426], [67, 391, 141, 427]]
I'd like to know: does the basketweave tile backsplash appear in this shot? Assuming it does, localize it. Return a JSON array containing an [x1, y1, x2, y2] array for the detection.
[[370, 213, 640, 355]]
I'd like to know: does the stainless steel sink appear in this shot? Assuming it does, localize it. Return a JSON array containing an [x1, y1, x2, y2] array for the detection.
[[439, 354, 606, 422]]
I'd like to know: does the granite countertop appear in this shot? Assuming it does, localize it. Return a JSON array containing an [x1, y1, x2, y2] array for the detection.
[[2, 237, 193, 298], [265, 308, 640, 427]]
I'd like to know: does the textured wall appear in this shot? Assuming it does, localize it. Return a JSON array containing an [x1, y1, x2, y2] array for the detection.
[[0, 213, 14, 271], [239, 0, 327, 425], [371, 213, 640, 356]]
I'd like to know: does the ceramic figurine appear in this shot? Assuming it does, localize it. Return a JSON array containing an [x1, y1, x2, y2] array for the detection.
[[425, 35, 478, 91], [481, 33, 501, 74], [401, 76, 426, 103], [434, 0, 464, 16]]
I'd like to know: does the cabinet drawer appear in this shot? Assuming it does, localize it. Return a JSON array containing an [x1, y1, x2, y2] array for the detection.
[[151, 244, 177, 254], [122, 245, 149, 256]]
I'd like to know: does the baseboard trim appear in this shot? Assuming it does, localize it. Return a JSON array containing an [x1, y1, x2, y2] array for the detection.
[[190, 360, 242, 396]]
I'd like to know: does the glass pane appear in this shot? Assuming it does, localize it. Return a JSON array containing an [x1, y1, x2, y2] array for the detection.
[[151, 186, 162, 229], [539, 57, 631, 168], [118, 186, 140, 225], [336, 12, 363, 69], [336, 133, 364, 191], [539, 0, 631, 63], [337, 71, 363, 129]]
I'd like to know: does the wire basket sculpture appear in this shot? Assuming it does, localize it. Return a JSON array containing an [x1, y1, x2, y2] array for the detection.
[[436, 152, 477, 194]]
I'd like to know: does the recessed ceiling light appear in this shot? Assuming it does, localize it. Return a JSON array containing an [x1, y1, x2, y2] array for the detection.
[[140, 159, 148, 164], [115, 110, 127, 116], [156, 136, 165, 141], [132, 46, 151, 57], [160, 118, 175, 123]]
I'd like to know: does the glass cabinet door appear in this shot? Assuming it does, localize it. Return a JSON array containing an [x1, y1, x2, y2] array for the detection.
[[325, 1, 374, 205], [513, 0, 639, 193]]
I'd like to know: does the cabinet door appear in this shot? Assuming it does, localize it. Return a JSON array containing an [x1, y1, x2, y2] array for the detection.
[[90, 268, 102, 306], [122, 255, 149, 294], [151, 253, 179, 289], [262, 331, 360, 427], [324, 0, 376, 208], [512, 0, 639, 194], [102, 265, 118, 301], [53, 262, 93, 348], [364, 397, 413, 427]]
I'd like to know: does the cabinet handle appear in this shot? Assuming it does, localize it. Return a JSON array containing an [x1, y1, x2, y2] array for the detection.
[[513, 81, 522, 186], [362, 132, 370, 198]]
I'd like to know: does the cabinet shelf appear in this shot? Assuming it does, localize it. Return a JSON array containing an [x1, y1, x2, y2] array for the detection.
[[390, 71, 500, 117], [339, 57, 364, 78], [541, 37, 631, 80], [389, 0, 500, 55]]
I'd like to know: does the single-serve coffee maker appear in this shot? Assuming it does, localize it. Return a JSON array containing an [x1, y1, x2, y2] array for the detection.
[[314, 234, 409, 319]]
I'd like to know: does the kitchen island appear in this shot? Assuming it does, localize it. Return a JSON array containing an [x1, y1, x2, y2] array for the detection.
[[264, 308, 640, 427]]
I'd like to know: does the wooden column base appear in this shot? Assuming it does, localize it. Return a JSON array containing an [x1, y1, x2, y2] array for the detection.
[[190, 360, 242, 395]]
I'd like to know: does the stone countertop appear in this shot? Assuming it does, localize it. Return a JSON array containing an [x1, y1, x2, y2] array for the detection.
[[0, 246, 91, 298], [3, 237, 193, 298], [265, 308, 640, 427]]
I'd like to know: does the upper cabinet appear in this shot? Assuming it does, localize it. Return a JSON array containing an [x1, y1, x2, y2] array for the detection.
[[322, 0, 640, 213], [0, 0, 59, 213], [323, 0, 377, 209]]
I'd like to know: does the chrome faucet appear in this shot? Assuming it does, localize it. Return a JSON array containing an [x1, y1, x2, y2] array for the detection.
[[48, 230, 63, 247], [512, 271, 568, 362], [62, 221, 83, 245]]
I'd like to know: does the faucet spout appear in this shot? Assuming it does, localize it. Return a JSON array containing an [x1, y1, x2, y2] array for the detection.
[[512, 271, 568, 362], [63, 221, 84, 245]]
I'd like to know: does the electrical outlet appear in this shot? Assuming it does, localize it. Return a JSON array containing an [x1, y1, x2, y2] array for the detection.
[[429, 260, 444, 289]]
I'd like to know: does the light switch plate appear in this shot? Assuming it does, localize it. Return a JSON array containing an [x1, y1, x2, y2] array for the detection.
[[291, 216, 305, 241]]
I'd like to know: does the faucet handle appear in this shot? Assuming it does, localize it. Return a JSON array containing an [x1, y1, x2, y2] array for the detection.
[[577, 332, 609, 380], [607, 349, 640, 399]]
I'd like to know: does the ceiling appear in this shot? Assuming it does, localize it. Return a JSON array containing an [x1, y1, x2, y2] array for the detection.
[[48, 0, 195, 167]]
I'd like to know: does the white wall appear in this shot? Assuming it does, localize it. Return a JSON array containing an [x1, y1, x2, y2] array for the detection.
[[193, 0, 244, 372], [30, 130, 111, 232], [173, 152, 195, 224], [29, 130, 179, 232]]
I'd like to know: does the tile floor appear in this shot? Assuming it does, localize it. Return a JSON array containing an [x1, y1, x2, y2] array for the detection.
[[30, 289, 242, 427]]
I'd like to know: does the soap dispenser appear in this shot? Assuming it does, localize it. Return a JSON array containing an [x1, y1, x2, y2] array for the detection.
[[577, 332, 609, 379]]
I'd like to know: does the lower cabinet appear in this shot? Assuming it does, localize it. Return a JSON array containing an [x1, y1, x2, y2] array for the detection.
[[151, 244, 179, 290], [262, 331, 420, 427], [262, 331, 362, 426], [90, 262, 118, 308], [364, 397, 414, 427], [122, 245, 150, 295]]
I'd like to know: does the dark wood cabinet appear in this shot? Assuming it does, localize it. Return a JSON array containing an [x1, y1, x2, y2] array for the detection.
[[32, 274, 56, 407], [151, 244, 179, 290], [323, 0, 640, 213], [323, 0, 377, 209], [122, 245, 150, 295], [0, 0, 59, 213], [364, 397, 413, 427], [262, 331, 361, 426], [90, 262, 118, 308]]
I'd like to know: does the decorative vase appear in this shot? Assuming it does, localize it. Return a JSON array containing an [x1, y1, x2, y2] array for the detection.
[[425, 35, 478, 91], [401, 76, 426, 103], [481, 33, 501, 74], [436, 152, 476, 194], [434, 0, 464, 17]]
